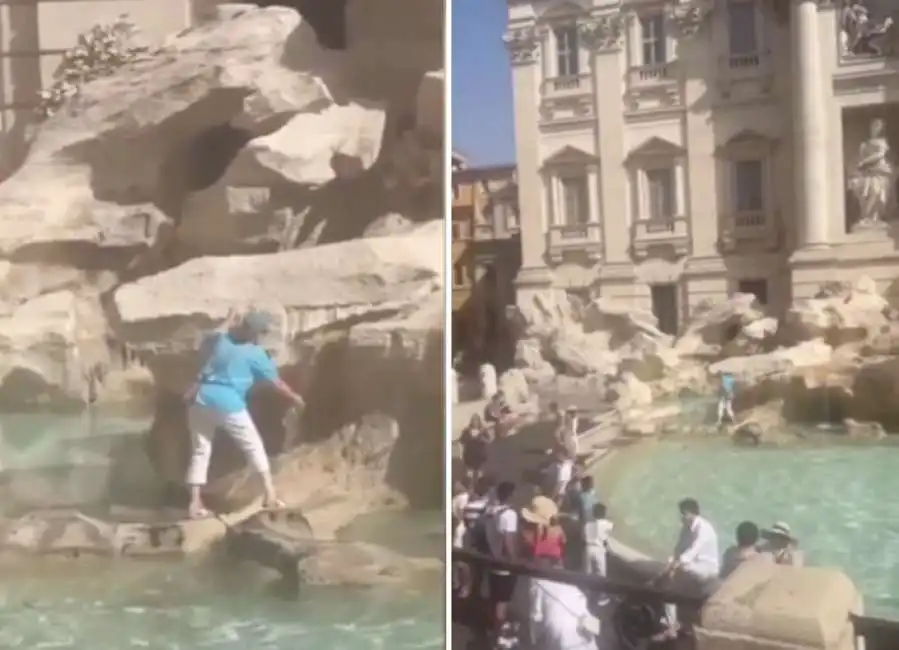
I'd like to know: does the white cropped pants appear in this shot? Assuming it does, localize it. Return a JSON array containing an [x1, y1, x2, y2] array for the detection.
[[186, 405, 271, 486]]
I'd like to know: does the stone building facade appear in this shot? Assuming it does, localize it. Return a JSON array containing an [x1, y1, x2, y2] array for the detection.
[[505, 0, 899, 332], [0, 0, 200, 176]]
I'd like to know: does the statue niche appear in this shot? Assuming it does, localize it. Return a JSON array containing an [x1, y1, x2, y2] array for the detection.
[[847, 117, 898, 229]]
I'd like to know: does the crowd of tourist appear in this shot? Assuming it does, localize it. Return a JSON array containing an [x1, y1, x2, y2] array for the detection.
[[453, 398, 805, 650]]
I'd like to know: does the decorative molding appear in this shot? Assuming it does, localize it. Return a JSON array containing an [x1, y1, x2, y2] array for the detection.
[[578, 12, 625, 52], [626, 136, 686, 164], [665, 0, 713, 39], [541, 145, 599, 169], [539, 94, 595, 124], [715, 129, 780, 157], [536, 0, 591, 21], [503, 26, 541, 66]]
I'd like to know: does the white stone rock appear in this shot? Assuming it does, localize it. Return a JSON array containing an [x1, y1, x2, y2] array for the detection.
[[112, 222, 443, 389], [0, 291, 99, 405], [675, 294, 766, 358], [709, 339, 834, 385], [225, 103, 387, 186], [0, 7, 337, 258], [781, 285, 889, 348]]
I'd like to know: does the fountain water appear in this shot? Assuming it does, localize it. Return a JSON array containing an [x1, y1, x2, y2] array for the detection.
[[0, 411, 443, 649], [600, 436, 899, 617]]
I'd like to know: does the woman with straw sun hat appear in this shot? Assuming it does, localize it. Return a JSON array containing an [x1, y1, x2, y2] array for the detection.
[[759, 521, 804, 567], [521, 495, 566, 562], [523, 495, 599, 650]]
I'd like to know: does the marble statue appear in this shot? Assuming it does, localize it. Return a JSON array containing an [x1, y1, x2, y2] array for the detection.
[[848, 118, 897, 226], [478, 363, 497, 400]]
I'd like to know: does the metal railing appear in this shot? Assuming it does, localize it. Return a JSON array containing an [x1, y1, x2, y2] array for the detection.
[[452, 549, 705, 647], [453, 549, 899, 650], [453, 548, 705, 603], [852, 613, 899, 650]]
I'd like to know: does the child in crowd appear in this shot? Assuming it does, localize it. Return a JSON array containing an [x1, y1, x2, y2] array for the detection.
[[583, 502, 613, 578]]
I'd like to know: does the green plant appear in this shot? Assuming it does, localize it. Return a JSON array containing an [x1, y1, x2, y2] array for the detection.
[[36, 15, 145, 120]]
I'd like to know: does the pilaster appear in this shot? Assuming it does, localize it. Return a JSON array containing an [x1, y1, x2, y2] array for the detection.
[[504, 25, 553, 294], [584, 9, 629, 264]]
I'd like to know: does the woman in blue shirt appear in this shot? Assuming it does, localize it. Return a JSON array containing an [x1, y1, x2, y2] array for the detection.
[[183, 309, 305, 519]]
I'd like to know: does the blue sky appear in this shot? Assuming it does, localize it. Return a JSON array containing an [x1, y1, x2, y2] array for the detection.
[[451, 0, 516, 166]]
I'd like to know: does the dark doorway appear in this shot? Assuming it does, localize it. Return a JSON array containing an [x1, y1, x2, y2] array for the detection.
[[737, 278, 769, 306], [650, 283, 679, 336]]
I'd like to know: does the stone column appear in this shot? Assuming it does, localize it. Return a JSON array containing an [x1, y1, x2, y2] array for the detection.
[[791, 0, 829, 248], [587, 167, 601, 225], [675, 162, 686, 216], [552, 176, 562, 226], [542, 28, 553, 80], [504, 25, 553, 295], [636, 169, 647, 220]]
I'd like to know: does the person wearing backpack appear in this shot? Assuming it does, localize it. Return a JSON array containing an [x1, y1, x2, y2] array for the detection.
[[485, 481, 519, 632], [457, 476, 492, 599]]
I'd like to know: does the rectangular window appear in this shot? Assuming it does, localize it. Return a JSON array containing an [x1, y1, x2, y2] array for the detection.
[[728, 1, 758, 55], [496, 202, 519, 232], [452, 262, 466, 287], [645, 167, 676, 220], [650, 283, 679, 336], [555, 26, 580, 77], [734, 159, 764, 212], [560, 174, 590, 225], [640, 15, 666, 65]]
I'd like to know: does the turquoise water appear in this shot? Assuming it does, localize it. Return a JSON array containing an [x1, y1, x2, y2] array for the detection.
[[605, 441, 899, 617], [0, 413, 444, 649], [0, 559, 443, 649]]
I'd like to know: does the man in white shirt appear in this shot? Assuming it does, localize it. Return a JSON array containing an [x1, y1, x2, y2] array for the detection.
[[659, 498, 720, 637], [485, 481, 519, 631]]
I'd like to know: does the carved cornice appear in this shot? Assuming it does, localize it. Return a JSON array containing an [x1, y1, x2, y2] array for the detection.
[[578, 12, 624, 52], [503, 26, 542, 66], [665, 0, 713, 38]]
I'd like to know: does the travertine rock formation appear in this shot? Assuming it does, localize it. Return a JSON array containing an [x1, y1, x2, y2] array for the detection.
[[509, 276, 899, 435], [0, 4, 444, 513]]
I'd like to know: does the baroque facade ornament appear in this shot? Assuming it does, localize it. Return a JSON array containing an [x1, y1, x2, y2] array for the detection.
[[665, 0, 713, 38], [578, 12, 624, 52], [503, 26, 541, 65]]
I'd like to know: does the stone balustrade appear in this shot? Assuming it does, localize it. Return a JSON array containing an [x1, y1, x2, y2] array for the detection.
[[697, 559, 860, 650]]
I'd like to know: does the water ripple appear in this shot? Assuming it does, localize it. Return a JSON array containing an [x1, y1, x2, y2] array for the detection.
[[605, 441, 899, 617]]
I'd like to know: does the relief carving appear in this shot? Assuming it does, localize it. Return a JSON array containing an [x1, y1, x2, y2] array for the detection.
[[665, 0, 713, 38], [840, 1, 898, 57], [503, 26, 542, 65], [578, 12, 624, 52]]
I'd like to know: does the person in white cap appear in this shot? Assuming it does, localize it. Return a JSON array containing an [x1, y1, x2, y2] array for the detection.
[[759, 521, 804, 567], [182, 308, 306, 519]]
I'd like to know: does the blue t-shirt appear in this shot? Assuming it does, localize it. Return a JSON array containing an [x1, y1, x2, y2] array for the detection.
[[194, 333, 279, 414], [721, 373, 736, 398]]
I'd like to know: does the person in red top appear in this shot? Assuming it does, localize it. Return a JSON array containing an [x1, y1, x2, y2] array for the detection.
[[520, 496, 566, 562]]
